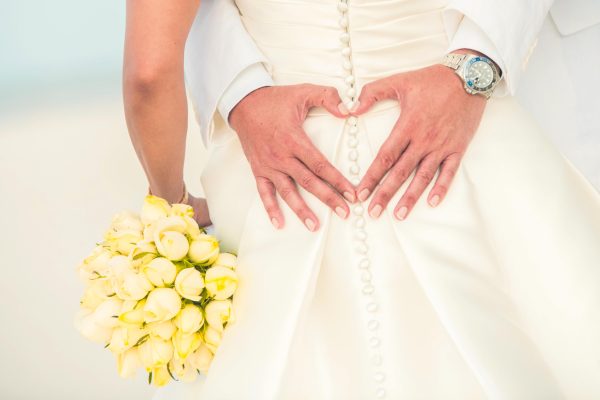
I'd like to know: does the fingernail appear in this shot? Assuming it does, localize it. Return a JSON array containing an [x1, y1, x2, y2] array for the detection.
[[358, 188, 370, 202], [369, 204, 383, 219], [395, 206, 408, 220], [349, 100, 361, 113], [338, 102, 350, 116], [335, 206, 348, 219], [343, 191, 356, 203], [305, 218, 317, 231], [429, 195, 440, 207], [271, 217, 281, 229]]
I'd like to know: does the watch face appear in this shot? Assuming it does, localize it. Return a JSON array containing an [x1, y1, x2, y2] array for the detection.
[[464, 57, 495, 91]]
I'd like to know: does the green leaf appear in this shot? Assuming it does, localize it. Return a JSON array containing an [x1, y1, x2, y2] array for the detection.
[[133, 334, 149, 348], [166, 362, 178, 381], [148, 371, 153, 385]]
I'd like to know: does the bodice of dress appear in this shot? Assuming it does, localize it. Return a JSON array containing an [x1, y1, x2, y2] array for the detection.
[[236, 0, 451, 106]]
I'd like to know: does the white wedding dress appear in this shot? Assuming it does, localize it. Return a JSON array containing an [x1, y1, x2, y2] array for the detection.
[[154, 0, 600, 399]]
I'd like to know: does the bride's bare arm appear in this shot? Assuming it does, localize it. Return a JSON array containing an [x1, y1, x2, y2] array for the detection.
[[123, 0, 211, 225]]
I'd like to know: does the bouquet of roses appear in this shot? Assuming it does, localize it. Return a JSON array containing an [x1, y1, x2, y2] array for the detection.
[[74, 194, 238, 387]]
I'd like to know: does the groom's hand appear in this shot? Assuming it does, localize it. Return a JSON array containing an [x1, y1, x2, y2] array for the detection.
[[352, 54, 487, 221], [229, 84, 356, 232]]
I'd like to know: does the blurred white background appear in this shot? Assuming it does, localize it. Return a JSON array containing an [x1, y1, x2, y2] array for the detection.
[[0, 1, 598, 400]]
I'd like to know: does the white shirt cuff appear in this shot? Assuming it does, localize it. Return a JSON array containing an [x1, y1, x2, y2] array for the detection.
[[446, 15, 508, 97], [217, 62, 274, 124]]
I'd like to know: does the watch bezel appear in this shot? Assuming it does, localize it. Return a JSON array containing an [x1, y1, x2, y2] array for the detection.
[[459, 55, 501, 97]]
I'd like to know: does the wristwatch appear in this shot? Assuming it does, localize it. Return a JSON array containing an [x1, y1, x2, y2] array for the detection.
[[441, 53, 503, 99]]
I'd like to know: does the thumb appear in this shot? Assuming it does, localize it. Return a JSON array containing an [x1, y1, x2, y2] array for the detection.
[[305, 85, 349, 118], [352, 78, 399, 115]]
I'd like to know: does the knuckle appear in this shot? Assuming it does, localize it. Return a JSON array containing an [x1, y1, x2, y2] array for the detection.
[[416, 169, 434, 183], [278, 185, 294, 200], [299, 174, 314, 189], [312, 160, 328, 176], [378, 151, 396, 170]]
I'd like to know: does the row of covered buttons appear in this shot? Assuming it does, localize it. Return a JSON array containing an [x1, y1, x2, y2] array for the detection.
[[337, 1, 387, 398]]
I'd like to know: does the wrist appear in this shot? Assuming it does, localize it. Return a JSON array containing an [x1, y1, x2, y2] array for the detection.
[[147, 181, 188, 204], [229, 85, 271, 131]]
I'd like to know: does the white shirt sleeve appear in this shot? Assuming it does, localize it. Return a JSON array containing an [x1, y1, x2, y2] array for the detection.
[[217, 63, 274, 126], [445, 15, 509, 97]]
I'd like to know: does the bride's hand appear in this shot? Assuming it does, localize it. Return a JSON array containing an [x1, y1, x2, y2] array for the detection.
[[352, 56, 487, 220], [229, 84, 357, 232], [184, 193, 213, 229]]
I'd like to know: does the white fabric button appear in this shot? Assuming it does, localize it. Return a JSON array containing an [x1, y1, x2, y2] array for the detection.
[[341, 47, 351, 57], [348, 137, 358, 148], [342, 59, 352, 70], [339, 32, 350, 43], [354, 216, 365, 228], [345, 75, 355, 85], [376, 387, 386, 398], [359, 258, 370, 269], [337, 1, 348, 12], [374, 371, 386, 383], [367, 319, 380, 331], [349, 163, 360, 175], [348, 116, 358, 125], [361, 270, 372, 282], [351, 176, 360, 185], [362, 284, 375, 295], [353, 205, 364, 215], [371, 354, 383, 366], [339, 16, 348, 28], [366, 302, 378, 313], [355, 229, 367, 242], [348, 149, 358, 161], [346, 87, 356, 97], [356, 242, 368, 254], [368, 336, 380, 347], [349, 126, 358, 134]]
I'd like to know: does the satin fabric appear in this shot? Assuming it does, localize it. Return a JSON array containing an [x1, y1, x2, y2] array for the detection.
[[155, 0, 600, 398]]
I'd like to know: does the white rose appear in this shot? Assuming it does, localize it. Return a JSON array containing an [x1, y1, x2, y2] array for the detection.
[[183, 216, 201, 240], [174, 304, 204, 334], [117, 347, 142, 378], [187, 234, 220, 265], [146, 320, 176, 341], [114, 271, 153, 301], [143, 288, 181, 323], [153, 217, 190, 261], [80, 278, 114, 310], [188, 342, 214, 374], [213, 252, 237, 270], [74, 308, 113, 344], [93, 297, 124, 329], [204, 299, 234, 333], [141, 195, 171, 226], [109, 210, 143, 232], [78, 245, 113, 282], [172, 330, 202, 359], [138, 336, 174, 369], [107, 255, 134, 281], [118, 299, 145, 326], [174, 268, 204, 301], [204, 266, 238, 300], [203, 326, 222, 354], [103, 228, 143, 256], [143, 257, 177, 287]]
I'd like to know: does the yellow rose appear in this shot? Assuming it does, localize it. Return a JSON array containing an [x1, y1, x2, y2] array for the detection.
[[107, 326, 146, 354], [174, 304, 204, 334], [169, 203, 194, 218], [153, 217, 190, 261], [93, 297, 124, 329], [174, 268, 204, 301], [103, 224, 144, 256], [129, 241, 157, 268], [118, 299, 146, 326], [74, 308, 113, 344], [146, 320, 176, 341], [150, 365, 171, 387], [116, 347, 142, 378], [204, 299, 234, 333], [183, 216, 201, 240], [139, 335, 174, 369], [203, 326, 222, 354], [187, 234, 220, 265], [143, 288, 182, 323], [109, 210, 143, 232], [204, 266, 238, 300], [213, 252, 238, 270], [141, 195, 171, 225], [80, 278, 114, 310], [78, 245, 113, 282], [143, 257, 177, 287], [188, 342, 214, 374], [172, 329, 202, 359], [168, 356, 198, 382]]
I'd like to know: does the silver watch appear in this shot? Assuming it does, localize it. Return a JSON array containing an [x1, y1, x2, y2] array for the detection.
[[441, 53, 502, 99]]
